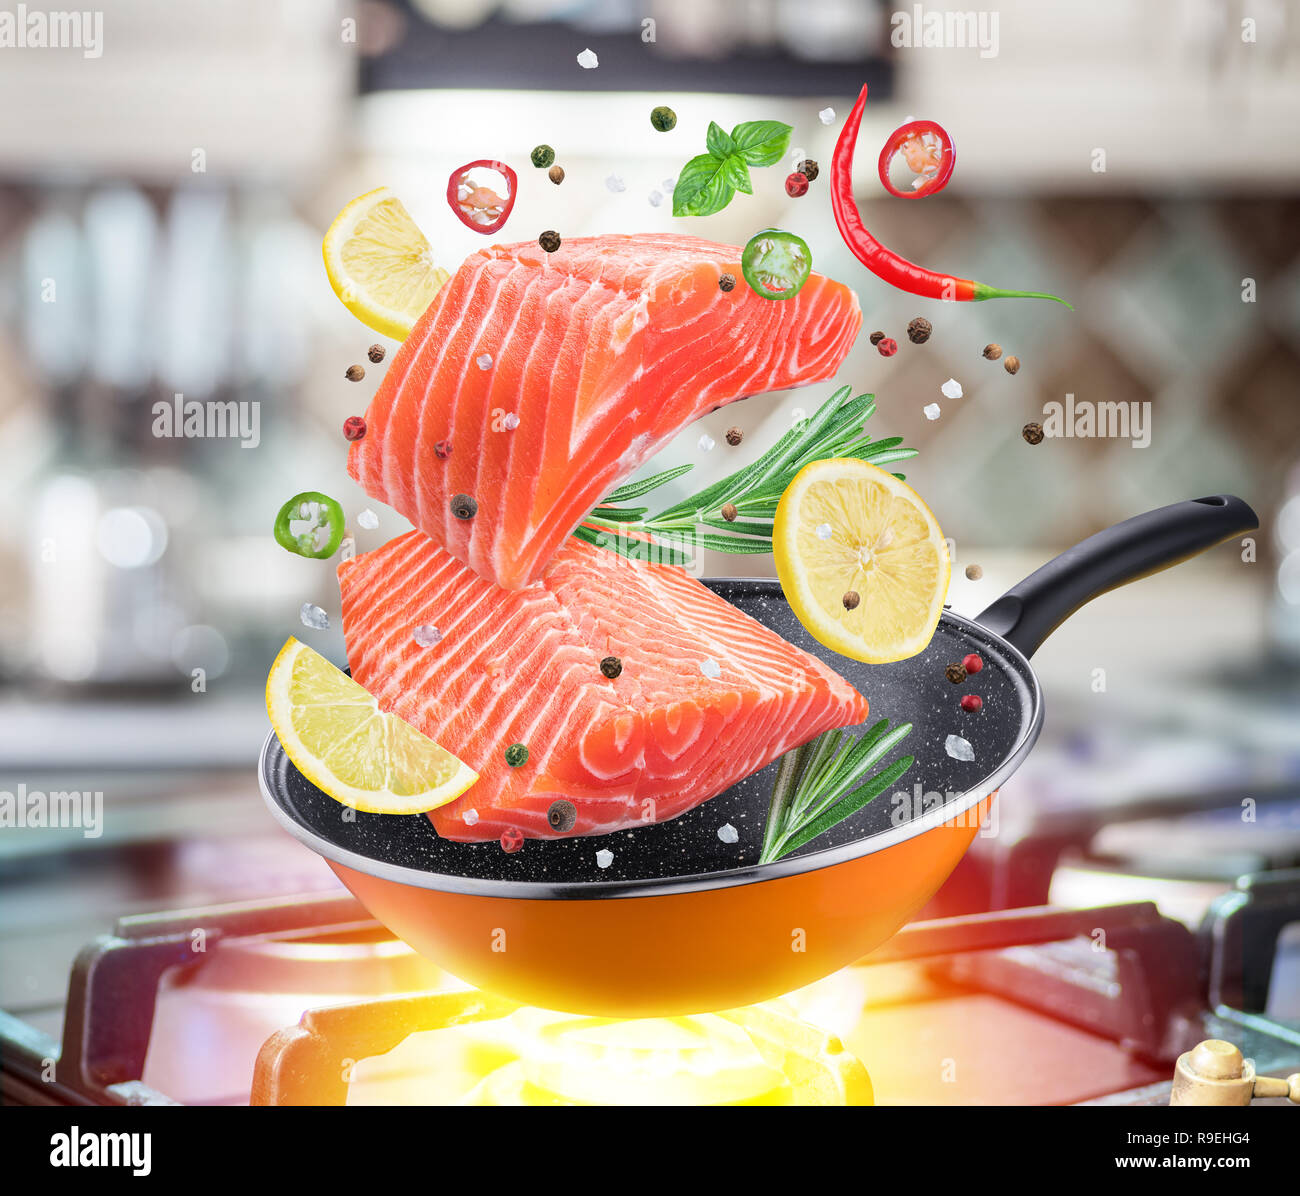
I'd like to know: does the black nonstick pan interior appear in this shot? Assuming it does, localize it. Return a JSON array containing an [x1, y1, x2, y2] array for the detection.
[[264, 581, 1038, 889]]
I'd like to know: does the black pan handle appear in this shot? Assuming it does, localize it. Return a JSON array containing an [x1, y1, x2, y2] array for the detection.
[[974, 494, 1258, 658]]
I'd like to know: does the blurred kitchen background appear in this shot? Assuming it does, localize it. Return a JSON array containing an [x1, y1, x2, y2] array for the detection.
[[3, 0, 1300, 1091]]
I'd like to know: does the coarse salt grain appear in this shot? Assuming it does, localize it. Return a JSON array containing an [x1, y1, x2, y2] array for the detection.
[[945, 734, 975, 762], [815, 522, 833, 540], [698, 433, 715, 452], [648, 190, 663, 207], [476, 353, 492, 370], [605, 174, 625, 193], [596, 848, 614, 868], [818, 107, 836, 125], [503, 412, 520, 430], [923, 403, 942, 420], [299, 602, 329, 630], [577, 48, 598, 69], [717, 823, 739, 844], [357, 508, 379, 530], [413, 624, 442, 648], [700, 658, 721, 679], [941, 378, 963, 399], [462, 808, 479, 826]]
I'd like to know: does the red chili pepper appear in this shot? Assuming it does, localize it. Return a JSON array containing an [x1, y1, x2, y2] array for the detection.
[[878, 119, 955, 199], [447, 159, 518, 236], [831, 85, 1071, 307]]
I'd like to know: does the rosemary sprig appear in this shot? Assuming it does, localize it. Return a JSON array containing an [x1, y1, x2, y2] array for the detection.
[[759, 722, 915, 864], [577, 386, 917, 564]]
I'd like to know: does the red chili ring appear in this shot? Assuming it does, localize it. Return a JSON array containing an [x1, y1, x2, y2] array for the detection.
[[877, 120, 955, 199], [447, 159, 518, 235]]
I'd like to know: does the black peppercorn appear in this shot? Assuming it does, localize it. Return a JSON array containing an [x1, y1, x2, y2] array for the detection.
[[1022, 422, 1044, 445], [367, 344, 385, 363], [868, 330, 886, 346], [600, 655, 622, 679], [842, 590, 861, 610], [797, 158, 818, 182], [718, 272, 736, 292], [547, 798, 578, 832], [945, 663, 967, 684], [725, 427, 743, 446], [345, 364, 365, 381], [450, 493, 478, 520], [907, 317, 932, 344], [539, 230, 561, 253]]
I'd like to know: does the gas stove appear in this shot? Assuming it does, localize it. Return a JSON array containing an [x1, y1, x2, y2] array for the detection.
[[3, 879, 1297, 1106]]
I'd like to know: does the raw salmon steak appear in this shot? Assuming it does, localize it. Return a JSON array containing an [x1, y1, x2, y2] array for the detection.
[[347, 233, 861, 590], [338, 530, 868, 841]]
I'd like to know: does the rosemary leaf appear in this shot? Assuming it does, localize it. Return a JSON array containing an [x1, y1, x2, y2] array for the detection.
[[585, 504, 648, 523], [761, 741, 812, 861], [698, 516, 775, 538], [773, 756, 915, 859], [688, 532, 776, 554], [601, 463, 695, 504]]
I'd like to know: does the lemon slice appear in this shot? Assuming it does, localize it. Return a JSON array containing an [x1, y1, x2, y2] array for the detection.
[[266, 637, 477, 814], [322, 187, 450, 341], [773, 458, 949, 663]]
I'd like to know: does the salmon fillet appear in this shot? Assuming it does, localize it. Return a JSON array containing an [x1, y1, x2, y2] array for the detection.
[[337, 530, 868, 841], [347, 233, 861, 591]]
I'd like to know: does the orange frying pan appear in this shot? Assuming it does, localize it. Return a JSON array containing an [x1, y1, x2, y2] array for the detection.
[[259, 495, 1256, 1017]]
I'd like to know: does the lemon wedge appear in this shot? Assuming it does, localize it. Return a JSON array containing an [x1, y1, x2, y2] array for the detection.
[[266, 637, 477, 814], [322, 186, 450, 341], [773, 458, 949, 663]]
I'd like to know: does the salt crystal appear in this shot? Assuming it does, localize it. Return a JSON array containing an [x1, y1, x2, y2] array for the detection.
[[357, 508, 379, 530], [815, 522, 833, 540], [923, 403, 941, 421], [476, 353, 492, 370], [299, 602, 329, 631], [940, 378, 963, 399], [339, 536, 356, 561], [503, 412, 520, 430], [462, 808, 479, 826], [700, 658, 721, 679], [698, 433, 715, 452], [717, 823, 739, 844], [818, 107, 836, 125], [945, 734, 975, 762], [605, 173, 626, 193], [413, 624, 442, 648], [662, 178, 675, 191], [648, 190, 663, 207], [596, 848, 614, 868], [577, 47, 598, 69], [790, 406, 808, 428]]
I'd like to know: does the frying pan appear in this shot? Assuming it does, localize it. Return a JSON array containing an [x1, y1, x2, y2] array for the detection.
[[259, 494, 1256, 1017]]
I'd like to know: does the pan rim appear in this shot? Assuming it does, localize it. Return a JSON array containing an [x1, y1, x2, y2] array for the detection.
[[257, 605, 1043, 901]]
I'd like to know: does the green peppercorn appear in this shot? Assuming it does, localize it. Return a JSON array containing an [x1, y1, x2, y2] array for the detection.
[[600, 655, 622, 679], [547, 799, 578, 832], [650, 106, 677, 132], [450, 493, 478, 520], [505, 742, 529, 768], [539, 229, 561, 253], [530, 144, 555, 169]]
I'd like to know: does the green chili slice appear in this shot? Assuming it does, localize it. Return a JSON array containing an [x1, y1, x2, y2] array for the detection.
[[274, 491, 346, 559], [741, 228, 812, 300]]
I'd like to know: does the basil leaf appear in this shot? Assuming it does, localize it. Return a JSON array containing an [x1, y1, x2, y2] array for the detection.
[[730, 120, 792, 167], [721, 153, 753, 196], [672, 153, 735, 217], [706, 121, 736, 159]]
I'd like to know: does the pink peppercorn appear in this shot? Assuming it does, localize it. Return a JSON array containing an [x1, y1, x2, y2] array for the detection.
[[960, 694, 983, 713], [785, 172, 809, 198], [962, 653, 983, 675], [500, 827, 524, 853], [434, 439, 453, 459], [877, 337, 898, 358], [343, 416, 366, 441]]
